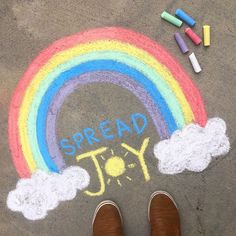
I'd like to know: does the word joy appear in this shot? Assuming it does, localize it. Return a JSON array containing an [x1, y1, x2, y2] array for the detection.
[[60, 113, 148, 156], [76, 137, 150, 196]]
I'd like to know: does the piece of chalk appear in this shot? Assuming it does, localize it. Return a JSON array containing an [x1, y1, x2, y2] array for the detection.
[[161, 11, 183, 27], [185, 27, 202, 45], [174, 32, 189, 53], [203, 25, 210, 46], [189, 52, 201, 73], [175, 9, 196, 27]]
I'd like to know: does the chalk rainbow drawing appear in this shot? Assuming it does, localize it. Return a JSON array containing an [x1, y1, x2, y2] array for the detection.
[[8, 27, 207, 178], [7, 27, 230, 220]]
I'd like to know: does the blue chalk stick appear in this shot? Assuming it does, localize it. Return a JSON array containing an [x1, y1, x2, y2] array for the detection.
[[175, 9, 196, 27]]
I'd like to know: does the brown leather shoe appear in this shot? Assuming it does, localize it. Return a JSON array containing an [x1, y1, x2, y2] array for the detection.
[[148, 191, 181, 236], [93, 200, 124, 236]]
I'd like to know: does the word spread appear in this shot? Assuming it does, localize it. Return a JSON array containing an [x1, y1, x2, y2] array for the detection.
[[59, 113, 148, 156]]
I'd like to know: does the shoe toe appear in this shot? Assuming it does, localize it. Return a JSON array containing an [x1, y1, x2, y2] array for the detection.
[[93, 202, 123, 236]]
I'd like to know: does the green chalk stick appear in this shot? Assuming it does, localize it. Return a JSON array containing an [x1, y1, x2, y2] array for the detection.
[[161, 11, 183, 27]]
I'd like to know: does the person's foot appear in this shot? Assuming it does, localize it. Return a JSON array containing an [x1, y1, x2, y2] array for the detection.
[[148, 191, 181, 236], [93, 200, 124, 236]]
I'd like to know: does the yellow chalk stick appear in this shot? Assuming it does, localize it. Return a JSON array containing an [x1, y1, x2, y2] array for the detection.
[[203, 25, 210, 46]]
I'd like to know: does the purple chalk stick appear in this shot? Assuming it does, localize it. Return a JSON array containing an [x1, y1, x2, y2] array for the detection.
[[174, 32, 189, 53]]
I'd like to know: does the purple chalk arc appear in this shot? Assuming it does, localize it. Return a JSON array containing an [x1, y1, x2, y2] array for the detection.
[[46, 71, 168, 165]]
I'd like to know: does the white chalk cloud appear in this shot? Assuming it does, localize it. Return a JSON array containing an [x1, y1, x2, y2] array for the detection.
[[7, 166, 90, 220], [154, 118, 230, 174]]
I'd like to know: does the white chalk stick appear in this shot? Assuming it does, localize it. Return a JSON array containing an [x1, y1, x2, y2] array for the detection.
[[189, 52, 202, 73]]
